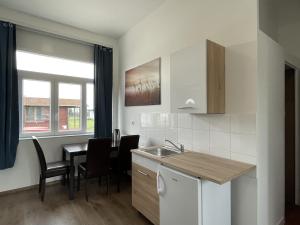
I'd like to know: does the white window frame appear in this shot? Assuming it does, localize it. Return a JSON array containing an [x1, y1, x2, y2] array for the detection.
[[18, 70, 94, 138]]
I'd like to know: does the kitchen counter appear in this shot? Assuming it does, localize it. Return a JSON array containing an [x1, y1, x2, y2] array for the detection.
[[131, 148, 255, 184]]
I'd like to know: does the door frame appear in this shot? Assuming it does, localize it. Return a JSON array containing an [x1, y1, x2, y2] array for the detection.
[[285, 62, 300, 207]]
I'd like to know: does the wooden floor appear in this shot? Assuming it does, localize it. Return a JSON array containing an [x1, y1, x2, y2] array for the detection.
[[3, 181, 300, 225], [286, 206, 300, 225], [0, 180, 152, 225]]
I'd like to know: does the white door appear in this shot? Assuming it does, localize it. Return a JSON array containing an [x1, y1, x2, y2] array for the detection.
[[158, 165, 201, 225]]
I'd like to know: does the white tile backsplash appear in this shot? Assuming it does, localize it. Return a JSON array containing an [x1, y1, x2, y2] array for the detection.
[[231, 152, 256, 165], [192, 115, 210, 130], [148, 129, 165, 145], [152, 113, 165, 128], [210, 131, 231, 152], [210, 148, 231, 159], [178, 128, 193, 149], [231, 133, 256, 156], [167, 113, 178, 129], [165, 128, 178, 143], [140, 113, 151, 128], [209, 115, 231, 132], [231, 114, 256, 134], [192, 130, 210, 153], [139, 129, 148, 147], [178, 113, 193, 129], [133, 113, 256, 164]]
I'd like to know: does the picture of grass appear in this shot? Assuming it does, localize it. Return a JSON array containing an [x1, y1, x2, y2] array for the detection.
[[67, 116, 94, 132]]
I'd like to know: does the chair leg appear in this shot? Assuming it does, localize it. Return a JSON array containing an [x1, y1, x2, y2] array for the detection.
[[67, 172, 70, 186], [106, 175, 110, 195], [41, 178, 46, 202], [62, 174, 66, 186], [85, 178, 89, 202], [39, 175, 42, 193], [117, 170, 121, 193], [98, 176, 101, 186], [77, 173, 80, 192]]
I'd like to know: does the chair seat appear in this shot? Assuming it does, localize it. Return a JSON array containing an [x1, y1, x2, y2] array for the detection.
[[47, 161, 69, 170]]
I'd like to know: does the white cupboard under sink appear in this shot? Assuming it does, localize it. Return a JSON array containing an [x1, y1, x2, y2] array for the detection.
[[170, 39, 225, 114], [157, 165, 231, 225]]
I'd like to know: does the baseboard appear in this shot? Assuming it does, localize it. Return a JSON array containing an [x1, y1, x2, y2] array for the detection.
[[276, 216, 285, 225], [0, 174, 126, 197], [0, 180, 61, 197]]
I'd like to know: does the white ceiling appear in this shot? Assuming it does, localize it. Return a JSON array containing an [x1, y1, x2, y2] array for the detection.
[[0, 0, 165, 38]]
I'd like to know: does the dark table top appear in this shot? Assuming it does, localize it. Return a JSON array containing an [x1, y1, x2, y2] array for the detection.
[[63, 141, 120, 156], [63, 143, 88, 154]]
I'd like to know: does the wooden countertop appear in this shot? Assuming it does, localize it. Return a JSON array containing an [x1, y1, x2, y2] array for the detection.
[[131, 149, 255, 184]]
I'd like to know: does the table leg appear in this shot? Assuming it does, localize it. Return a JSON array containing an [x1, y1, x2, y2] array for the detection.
[[62, 150, 66, 185], [69, 155, 75, 200]]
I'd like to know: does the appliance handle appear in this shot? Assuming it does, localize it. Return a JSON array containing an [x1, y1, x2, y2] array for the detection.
[[157, 170, 164, 195], [137, 170, 148, 176]]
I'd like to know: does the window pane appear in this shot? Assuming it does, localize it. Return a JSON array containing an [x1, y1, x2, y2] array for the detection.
[[23, 80, 51, 133], [17, 51, 94, 79], [59, 83, 81, 131], [86, 83, 94, 132]]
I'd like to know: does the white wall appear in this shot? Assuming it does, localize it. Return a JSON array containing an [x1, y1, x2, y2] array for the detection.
[[0, 6, 119, 192], [0, 135, 91, 192], [278, 0, 300, 203], [259, 0, 300, 219], [258, 0, 279, 42], [277, 0, 300, 61], [118, 0, 258, 224], [257, 31, 285, 225]]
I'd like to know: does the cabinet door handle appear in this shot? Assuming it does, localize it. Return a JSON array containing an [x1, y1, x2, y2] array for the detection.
[[137, 170, 148, 176], [177, 106, 196, 109]]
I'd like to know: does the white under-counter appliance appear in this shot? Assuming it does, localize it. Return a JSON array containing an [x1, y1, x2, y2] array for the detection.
[[157, 165, 231, 225]]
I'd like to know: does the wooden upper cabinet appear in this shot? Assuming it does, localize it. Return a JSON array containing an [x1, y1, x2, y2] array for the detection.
[[170, 40, 225, 114]]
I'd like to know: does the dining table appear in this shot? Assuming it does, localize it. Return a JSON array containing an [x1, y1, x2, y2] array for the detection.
[[62, 140, 120, 200]]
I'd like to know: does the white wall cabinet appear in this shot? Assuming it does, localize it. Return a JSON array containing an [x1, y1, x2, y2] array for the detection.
[[170, 40, 225, 114]]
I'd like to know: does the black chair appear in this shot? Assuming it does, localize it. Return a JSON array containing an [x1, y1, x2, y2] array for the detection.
[[77, 138, 112, 201], [114, 135, 139, 192], [32, 136, 70, 202]]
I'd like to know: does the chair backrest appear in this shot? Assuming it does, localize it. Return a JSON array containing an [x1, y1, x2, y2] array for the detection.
[[86, 138, 112, 178], [32, 136, 47, 173], [118, 135, 140, 171]]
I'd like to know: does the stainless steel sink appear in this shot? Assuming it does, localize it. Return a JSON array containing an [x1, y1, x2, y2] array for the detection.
[[139, 146, 181, 157]]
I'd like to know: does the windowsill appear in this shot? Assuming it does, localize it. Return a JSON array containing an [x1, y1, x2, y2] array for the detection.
[[19, 133, 94, 141]]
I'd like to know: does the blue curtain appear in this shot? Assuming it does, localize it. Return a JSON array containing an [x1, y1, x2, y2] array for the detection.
[[94, 45, 113, 138], [0, 21, 19, 170]]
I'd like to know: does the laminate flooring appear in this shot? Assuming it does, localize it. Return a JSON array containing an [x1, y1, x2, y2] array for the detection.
[[0, 180, 152, 225], [286, 206, 300, 225]]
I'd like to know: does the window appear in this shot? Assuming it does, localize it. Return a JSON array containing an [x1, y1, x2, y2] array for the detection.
[[22, 80, 51, 133], [86, 83, 94, 132], [58, 83, 82, 131], [18, 51, 94, 137]]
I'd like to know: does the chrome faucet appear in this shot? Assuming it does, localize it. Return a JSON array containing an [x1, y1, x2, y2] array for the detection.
[[165, 139, 184, 153]]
